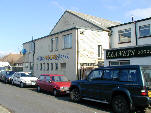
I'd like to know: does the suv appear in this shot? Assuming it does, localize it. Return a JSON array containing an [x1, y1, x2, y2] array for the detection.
[[69, 65, 151, 113], [36, 74, 71, 96]]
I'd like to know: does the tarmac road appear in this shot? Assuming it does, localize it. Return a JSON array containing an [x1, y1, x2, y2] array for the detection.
[[0, 82, 151, 113], [0, 82, 111, 113]]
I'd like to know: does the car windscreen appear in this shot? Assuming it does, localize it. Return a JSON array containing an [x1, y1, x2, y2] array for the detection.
[[21, 73, 33, 77], [6, 71, 15, 75], [0, 67, 5, 71], [52, 76, 68, 82], [141, 66, 151, 88]]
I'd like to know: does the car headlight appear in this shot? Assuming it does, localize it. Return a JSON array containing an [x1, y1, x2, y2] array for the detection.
[[21, 79, 26, 83], [60, 87, 69, 91]]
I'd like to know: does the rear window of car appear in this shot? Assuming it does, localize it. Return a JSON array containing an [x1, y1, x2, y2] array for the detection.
[[52, 76, 68, 82]]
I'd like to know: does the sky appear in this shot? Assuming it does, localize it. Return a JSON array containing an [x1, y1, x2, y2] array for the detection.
[[0, 0, 151, 57]]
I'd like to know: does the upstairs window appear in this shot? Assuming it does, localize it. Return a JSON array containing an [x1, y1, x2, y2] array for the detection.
[[50, 38, 53, 51], [118, 28, 131, 43], [98, 45, 102, 58], [139, 24, 151, 38], [55, 37, 58, 51], [63, 34, 72, 49]]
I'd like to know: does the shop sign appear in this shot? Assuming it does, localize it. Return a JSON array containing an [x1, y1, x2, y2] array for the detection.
[[106, 46, 151, 59], [37, 54, 69, 61]]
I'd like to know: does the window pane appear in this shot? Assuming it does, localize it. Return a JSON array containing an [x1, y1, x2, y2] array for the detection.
[[103, 70, 112, 80], [118, 28, 131, 43], [139, 24, 150, 37], [51, 38, 53, 51], [64, 34, 72, 49], [55, 37, 58, 50], [88, 70, 103, 80]]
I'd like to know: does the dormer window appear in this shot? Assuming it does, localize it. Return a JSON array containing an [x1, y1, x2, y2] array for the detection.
[[118, 28, 131, 43]]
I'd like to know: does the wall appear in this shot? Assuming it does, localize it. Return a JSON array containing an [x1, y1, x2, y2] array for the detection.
[[34, 29, 77, 81]]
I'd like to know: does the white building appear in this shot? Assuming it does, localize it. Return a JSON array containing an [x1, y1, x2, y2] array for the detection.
[[104, 17, 151, 66], [23, 10, 119, 80]]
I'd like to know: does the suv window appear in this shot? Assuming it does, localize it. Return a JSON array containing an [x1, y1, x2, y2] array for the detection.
[[88, 70, 103, 80], [119, 69, 137, 82], [102, 70, 119, 80]]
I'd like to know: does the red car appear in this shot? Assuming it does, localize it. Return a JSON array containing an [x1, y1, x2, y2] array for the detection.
[[36, 74, 71, 96]]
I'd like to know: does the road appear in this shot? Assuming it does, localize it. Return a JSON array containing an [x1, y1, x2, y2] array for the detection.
[[0, 82, 112, 113], [0, 82, 151, 113]]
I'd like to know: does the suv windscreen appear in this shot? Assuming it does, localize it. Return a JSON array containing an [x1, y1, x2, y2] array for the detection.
[[21, 73, 33, 77], [141, 66, 151, 88]]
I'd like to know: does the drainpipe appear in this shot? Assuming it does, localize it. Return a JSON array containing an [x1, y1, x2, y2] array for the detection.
[[32, 36, 35, 76], [134, 21, 138, 46], [76, 29, 79, 80]]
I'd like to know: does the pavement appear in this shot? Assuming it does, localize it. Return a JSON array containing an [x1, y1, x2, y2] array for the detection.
[[0, 105, 11, 113]]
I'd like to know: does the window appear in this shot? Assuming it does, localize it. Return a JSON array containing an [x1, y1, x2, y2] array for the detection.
[[139, 24, 150, 37], [61, 63, 66, 69], [46, 76, 50, 82], [119, 69, 137, 82], [29, 42, 34, 52], [118, 28, 131, 43], [55, 63, 58, 70], [88, 70, 103, 80], [50, 38, 53, 51], [39, 75, 44, 81], [102, 70, 119, 80], [55, 37, 58, 51], [47, 63, 49, 71], [36, 64, 38, 70], [40, 63, 42, 70], [98, 45, 102, 58], [43, 63, 45, 71], [51, 63, 53, 71], [63, 34, 72, 49], [109, 61, 130, 66]]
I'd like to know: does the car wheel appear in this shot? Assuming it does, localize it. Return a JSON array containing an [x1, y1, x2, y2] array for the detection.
[[5, 79, 8, 84], [11, 80, 14, 85], [53, 89, 58, 96], [20, 82, 24, 88], [112, 95, 130, 113], [70, 88, 81, 102], [37, 86, 41, 92]]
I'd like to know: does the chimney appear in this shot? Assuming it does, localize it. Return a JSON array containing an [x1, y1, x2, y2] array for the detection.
[[132, 16, 134, 22]]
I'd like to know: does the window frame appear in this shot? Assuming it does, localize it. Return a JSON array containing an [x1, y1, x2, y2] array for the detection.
[[63, 34, 72, 49], [139, 24, 151, 38], [118, 28, 131, 43]]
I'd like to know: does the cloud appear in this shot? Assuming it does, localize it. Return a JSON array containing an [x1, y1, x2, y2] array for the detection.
[[127, 8, 151, 19], [0, 50, 18, 57], [51, 1, 65, 11]]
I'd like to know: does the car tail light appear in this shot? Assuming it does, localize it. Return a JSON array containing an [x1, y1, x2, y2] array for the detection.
[[141, 90, 147, 96]]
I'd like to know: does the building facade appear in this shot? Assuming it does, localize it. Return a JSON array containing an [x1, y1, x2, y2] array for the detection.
[[23, 10, 119, 80], [104, 17, 151, 66]]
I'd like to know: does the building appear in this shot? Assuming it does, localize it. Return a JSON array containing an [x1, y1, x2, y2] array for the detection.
[[23, 10, 119, 80], [0, 53, 23, 71], [104, 17, 151, 66]]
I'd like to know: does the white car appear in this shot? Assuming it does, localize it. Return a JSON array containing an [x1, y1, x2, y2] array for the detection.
[[11, 72, 38, 88]]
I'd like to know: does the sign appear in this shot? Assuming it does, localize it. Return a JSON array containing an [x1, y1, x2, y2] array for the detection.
[[37, 54, 69, 61], [106, 45, 151, 59]]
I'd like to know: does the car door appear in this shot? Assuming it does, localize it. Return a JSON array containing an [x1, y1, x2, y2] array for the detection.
[[80, 69, 103, 99], [45, 76, 52, 91], [38, 75, 45, 90], [13, 73, 18, 84], [100, 69, 119, 100]]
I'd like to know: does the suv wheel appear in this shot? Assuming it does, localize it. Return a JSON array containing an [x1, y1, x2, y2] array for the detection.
[[20, 82, 24, 88], [112, 95, 130, 113], [70, 88, 81, 102]]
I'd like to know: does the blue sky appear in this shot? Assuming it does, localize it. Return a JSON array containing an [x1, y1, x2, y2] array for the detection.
[[0, 0, 151, 56]]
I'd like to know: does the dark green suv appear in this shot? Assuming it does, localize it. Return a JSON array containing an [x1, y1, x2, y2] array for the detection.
[[69, 65, 151, 113]]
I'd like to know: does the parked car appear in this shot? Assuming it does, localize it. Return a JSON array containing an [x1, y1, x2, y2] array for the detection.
[[1, 71, 15, 83], [11, 72, 38, 88], [69, 65, 151, 113], [0, 70, 6, 81], [36, 74, 71, 96]]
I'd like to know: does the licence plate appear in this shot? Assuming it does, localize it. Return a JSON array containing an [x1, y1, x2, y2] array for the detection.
[[148, 91, 151, 97]]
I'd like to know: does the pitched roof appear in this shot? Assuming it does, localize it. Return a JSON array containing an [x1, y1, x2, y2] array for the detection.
[[1, 54, 23, 65], [66, 10, 120, 31]]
